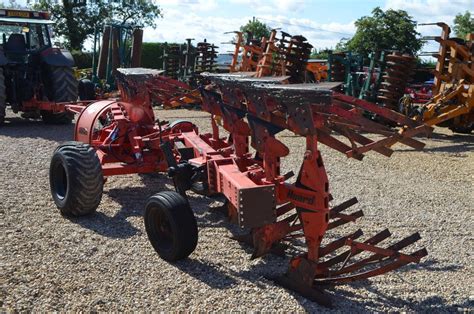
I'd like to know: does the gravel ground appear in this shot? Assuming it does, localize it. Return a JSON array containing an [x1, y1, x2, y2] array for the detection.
[[1, 108, 473, 312]]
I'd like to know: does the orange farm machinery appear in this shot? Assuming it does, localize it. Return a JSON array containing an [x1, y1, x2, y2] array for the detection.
[[49, 68, 432, 306], [228, 29, 312, 83], [401, 23, 474, 133]]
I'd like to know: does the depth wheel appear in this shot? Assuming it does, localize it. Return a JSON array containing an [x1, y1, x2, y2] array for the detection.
[[169, 119, 197, 133], [49, 141, 103, 216], [144, 191, 198, 261]]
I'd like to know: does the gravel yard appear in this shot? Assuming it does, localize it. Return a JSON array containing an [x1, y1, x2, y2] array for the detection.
[[1, 108, 473, 312]]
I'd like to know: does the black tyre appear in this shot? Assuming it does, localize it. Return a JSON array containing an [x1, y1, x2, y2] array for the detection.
[[0, 67, 6, 125], [144, 191, 198, 261], [49, 141, 103, 216], [78, 79, 96, 100], [169, 119, 196, 133], [42, 66, 78, 124], [450, 125, 473, 134]]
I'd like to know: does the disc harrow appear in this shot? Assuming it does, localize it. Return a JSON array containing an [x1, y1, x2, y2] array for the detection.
[[163, 44, 182, 79], [377, 53, 415, 110], [195, 40, 218, 74]]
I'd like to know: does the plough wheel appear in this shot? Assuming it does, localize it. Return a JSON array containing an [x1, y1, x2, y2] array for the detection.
[[144, 191, 198, 261], [169, 119, 197, 133], [49, 141, 103, 216]]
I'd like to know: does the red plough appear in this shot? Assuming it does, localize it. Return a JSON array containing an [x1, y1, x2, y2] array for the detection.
[[49, 69, 431, 307]]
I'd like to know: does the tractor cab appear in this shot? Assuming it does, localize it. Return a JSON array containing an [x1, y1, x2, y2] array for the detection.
[[0, 8, 77, 125], [0, 9, 53, 62]]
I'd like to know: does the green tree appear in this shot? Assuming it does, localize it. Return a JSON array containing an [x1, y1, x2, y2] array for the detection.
[[453, 11, 474, 39], [240, 18, 271, 41], [310, 48, 331, 59], [32, 0, 162, 50], [345, 7, 422, 56], [335, 38, 350, 52]]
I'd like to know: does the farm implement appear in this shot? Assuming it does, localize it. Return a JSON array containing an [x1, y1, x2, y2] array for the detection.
[[402, 23, 474, 133], [327, 50, 416, 111], [228, 29, 312, 83], [49, 68, 431, 306]]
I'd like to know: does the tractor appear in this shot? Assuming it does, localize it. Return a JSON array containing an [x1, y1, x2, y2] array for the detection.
[[0, 8, 78, 125]]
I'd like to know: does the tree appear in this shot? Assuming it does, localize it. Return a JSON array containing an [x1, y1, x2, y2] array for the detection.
[[345, 7, 422, 56], [240, 18, 271, 42], [310, 48, 331, 59], [335, 38, 350, 52], [32, 0, 162, 51], [453, 11, 474, 39]]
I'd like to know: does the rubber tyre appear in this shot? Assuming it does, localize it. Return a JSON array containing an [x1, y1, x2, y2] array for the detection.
[[449, 125, 473, 134], [169, 119, 196, 133], [144, 191, 198, 261], [78, 79, 96, 100], [42, 66, 78, 124], [49, 141, 103, 216], [0, 67, 6, 125]]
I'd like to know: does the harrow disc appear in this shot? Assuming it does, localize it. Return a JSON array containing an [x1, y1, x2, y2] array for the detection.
[[377, 53, 416, 111]]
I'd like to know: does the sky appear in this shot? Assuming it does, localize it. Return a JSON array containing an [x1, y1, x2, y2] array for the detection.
[[142, 0, 472, 56], [8, 0, 474, 57]]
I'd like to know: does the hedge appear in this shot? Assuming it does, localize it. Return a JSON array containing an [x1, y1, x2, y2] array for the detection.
[[141, 42, 167, 69]]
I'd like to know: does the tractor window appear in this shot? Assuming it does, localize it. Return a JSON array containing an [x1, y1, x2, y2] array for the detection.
[[0, 23, 51, 50], [0, 24, 25, 47], [42, 25, 51, 47], [27, 24, 51, 50], [28, 25, 41, 50]]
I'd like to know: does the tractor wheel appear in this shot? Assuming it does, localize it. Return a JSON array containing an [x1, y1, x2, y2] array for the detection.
[[41, 66, 78, 124], [0, 67, 6, 125], [144, 191, 198, 261], [49, 141, 103, 216]]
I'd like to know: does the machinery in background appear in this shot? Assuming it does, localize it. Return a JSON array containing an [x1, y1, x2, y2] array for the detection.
[[228, 29, 313, 83], [81, 22, 143, 100], [0, 8, 78, 125], [162, 38, 218, 83], [327, 50, 416, 111], [401, 23, 473, 133], [306, 59, 328, 82]]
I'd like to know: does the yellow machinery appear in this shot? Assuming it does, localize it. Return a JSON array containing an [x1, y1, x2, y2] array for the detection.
[[306, 59, 328, 82], [412, 23, 473, 133]]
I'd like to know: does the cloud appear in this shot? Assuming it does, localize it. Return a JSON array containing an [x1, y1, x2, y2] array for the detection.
[[146, 2, 357, 53], [160, 0, 219, 12], [384, 0, 471, 23], [146, 16, 355, 53], [229, 0, 307, 12]]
